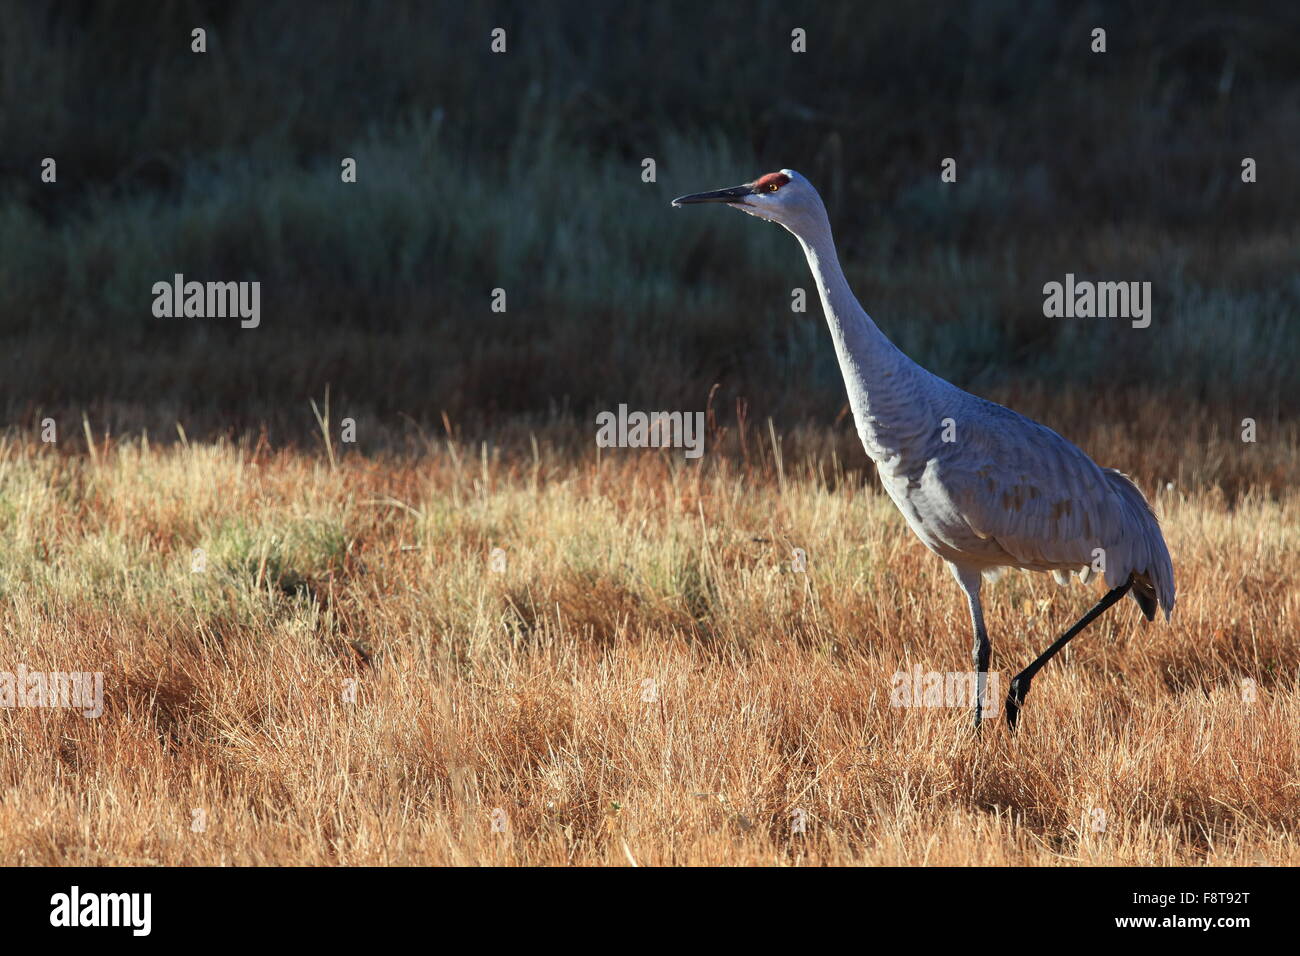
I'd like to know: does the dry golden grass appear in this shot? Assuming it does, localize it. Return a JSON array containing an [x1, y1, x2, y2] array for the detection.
[[0, 423, 1297, 866]]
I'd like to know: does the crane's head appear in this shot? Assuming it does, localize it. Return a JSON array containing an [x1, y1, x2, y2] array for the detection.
[[671, 169, 826, 235]]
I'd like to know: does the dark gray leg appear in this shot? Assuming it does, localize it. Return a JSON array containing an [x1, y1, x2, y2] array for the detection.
[[1005, 579, 1133, 730], [951, 564, 991, 730], [973, 622, 992, 728]]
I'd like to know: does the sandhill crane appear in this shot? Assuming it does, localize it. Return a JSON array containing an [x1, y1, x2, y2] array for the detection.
[[673, 169, 1175, 729]]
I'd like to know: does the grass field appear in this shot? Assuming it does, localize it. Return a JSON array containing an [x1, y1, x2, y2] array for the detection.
[[2, 405, 1296, 866], [1, 0, 1296, 869]]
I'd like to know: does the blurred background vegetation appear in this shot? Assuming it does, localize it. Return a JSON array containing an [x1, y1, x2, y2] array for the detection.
[[1, 0, 1297, 454]]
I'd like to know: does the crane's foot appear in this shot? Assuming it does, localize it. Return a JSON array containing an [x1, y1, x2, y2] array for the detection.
[[1005, 676, 1031, 731]]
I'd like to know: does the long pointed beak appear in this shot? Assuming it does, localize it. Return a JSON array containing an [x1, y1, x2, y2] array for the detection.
[[671, 183, 753, 206]]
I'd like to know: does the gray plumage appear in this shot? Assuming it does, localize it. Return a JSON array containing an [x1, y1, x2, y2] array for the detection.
[[674, 168, 1175, 727]]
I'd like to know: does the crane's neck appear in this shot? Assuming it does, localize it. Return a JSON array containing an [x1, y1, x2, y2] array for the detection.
[[794, 216, 933, 469]]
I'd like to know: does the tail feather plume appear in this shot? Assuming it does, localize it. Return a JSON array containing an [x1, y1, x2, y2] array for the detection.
[[1103, 469, 1175, 620]]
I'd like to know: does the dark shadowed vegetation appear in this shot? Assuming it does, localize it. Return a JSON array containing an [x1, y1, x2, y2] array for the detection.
[[1, 0, 1296, 466]]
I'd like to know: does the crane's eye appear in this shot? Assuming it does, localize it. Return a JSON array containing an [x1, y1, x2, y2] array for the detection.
[[754, 172, 791, 193]]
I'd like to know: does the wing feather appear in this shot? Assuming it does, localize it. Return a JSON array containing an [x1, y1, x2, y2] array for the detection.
[[938, 398, 1174, 615]]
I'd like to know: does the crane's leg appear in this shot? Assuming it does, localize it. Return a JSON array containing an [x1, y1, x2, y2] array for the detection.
[[1005, 578, 1132, 730], [951, 564, 992, 730]]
